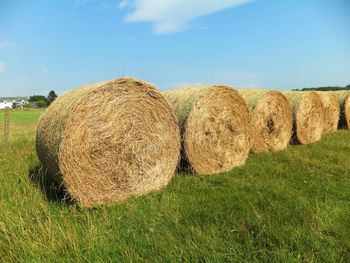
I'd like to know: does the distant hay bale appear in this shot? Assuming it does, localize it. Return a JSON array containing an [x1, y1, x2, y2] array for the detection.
[[316, 91, 339, 134], [36, 77, 180, 207], [334, 91, 350, 129], [163, 86, 250, 175], [238, 90, 292, 153], [284, 91, 324, 144]]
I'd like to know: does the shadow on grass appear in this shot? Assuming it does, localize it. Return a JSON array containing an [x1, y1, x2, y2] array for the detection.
[[28, 165, 73, 205]]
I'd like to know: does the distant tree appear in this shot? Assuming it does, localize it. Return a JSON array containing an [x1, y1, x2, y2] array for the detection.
[[47, 90, 58, 105], [36, 100, 48, 108], [12, 102, 18, 108], [29, 95, 49, 104], [22, 102, 31, 108], [293, 84, 350, 92]]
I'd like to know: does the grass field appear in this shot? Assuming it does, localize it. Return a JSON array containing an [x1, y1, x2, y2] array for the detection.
[[0, 109, 44, 141], [0, 109, 349, 262], [0, 109, 44, 124]]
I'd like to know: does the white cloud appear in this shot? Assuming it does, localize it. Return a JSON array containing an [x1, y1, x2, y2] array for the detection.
[[0, 62, 5, 73], [74, 0, 118, 11], [123, 36, 136, 42], [42, 67, 49, 75], [99, 3, 110, 10], [119, 0, 252, 34], [118, 0, 130, 8], [75, 0, 95, 5], [98, 1, 116, 10], [0, 41, 12, 50]]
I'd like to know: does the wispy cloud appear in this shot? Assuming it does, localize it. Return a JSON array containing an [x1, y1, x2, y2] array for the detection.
[[118, 0, 129, 8], [98, 1, 116, 10], [0, 62, 5, 73], [0, 41, 12, 50], [74, 0, 95, 5], [74, 0, 117, 10], [42, 67, 49, 75], [123, 36, 136, 42], [119, 0, 252, 34]]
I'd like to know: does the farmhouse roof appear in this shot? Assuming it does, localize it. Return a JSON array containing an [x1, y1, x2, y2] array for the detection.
[[0, 96, 29, 103]]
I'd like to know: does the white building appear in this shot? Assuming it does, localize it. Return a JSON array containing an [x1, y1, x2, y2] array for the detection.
[[0, 97, 29, 109]]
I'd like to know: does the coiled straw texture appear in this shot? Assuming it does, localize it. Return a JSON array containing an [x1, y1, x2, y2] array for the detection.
[[164, 86, 250, 175], [284, 91, 324, 144], [36, 77, 180, 207], [239, 90, 292, 153]]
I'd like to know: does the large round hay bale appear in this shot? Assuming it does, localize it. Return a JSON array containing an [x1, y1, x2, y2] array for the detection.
[[284, 91, 324, 144], [334, 91, 350, 129], [36, 77, 180, 207], [316, 91, 339, 134], [238, 90, 292, 153], [163, 86, 250, 175]]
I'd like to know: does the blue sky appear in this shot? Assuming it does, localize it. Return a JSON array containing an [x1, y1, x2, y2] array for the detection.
[[0, 0, 349, 96]]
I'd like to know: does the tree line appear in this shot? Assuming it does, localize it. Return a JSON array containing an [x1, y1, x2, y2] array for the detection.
[[292, 84, 350, 91], [15, 90, 58, 108]]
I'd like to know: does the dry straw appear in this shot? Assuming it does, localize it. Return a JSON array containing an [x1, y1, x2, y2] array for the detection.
[[238, 90, 292, 153], [316, 91, 339, 134], [36, 77, 180, 207], [334, 90, 350, 128], [163, 86, 250, 175], [284, 91, 324, 144]]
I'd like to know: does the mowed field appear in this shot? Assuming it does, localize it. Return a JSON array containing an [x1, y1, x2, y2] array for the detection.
[[0, 109, 44, 141], [0, 109, 349, 262]]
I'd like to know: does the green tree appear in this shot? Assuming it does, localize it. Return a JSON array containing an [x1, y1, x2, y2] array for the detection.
[[47, 90, 58, 105], [29, 95, 49, 104], [36, 100, 48, 108], [12, 102, 18, 108], [294, 84, 350, 92]]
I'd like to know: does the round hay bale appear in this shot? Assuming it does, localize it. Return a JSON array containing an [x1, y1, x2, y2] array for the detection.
[[163, 86, 250, 175], [316, 91, 339, 134], [238, 90, 293, 153], [334, 91, 350, 129], [284, 91, 324, 144], [36, 77, 180, 207]]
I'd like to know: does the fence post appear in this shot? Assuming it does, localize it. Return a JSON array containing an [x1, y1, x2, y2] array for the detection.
[[4, 108, 9, 143]]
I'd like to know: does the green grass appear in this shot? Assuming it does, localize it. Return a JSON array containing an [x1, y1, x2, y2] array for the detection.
[[0, 109, 44, 141], [0, 110, 349, 262], [0, 108, 44, 124]]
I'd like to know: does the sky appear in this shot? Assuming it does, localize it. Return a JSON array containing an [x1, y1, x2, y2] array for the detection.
[[0, 0, 349, 96]]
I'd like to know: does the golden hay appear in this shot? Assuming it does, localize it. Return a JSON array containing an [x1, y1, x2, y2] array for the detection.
[[334, 90, 350, 129], [284, 91, 324, 144], [316, 91, 339, 134], [163, 86, 250, 175], [36, 77, 180, 207], [238, 90, 292, 153]]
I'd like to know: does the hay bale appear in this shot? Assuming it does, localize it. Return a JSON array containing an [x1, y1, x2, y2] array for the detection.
[[284, 91, 324, 144], [238, 90, 292, 153], [36, 77, 180, 207], [316, 91, 339, 134], [334, 90, 350, 128], [163, 86, 250, 175]]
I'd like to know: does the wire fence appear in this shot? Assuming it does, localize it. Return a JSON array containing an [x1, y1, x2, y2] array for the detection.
[[1, 108, 45, 143], [3, 108, 10, 143]]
